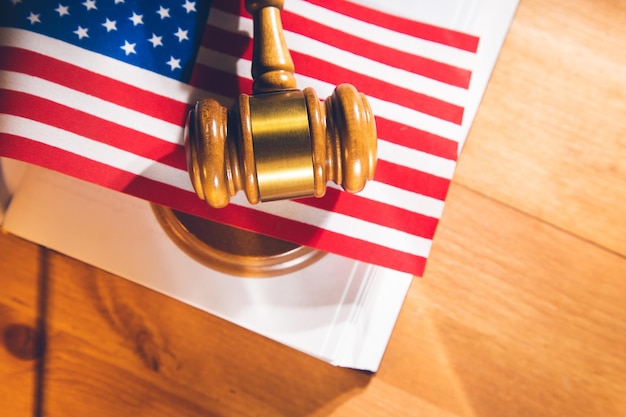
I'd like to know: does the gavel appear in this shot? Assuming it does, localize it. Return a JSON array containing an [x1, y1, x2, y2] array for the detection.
[[184, 0, 377, 208]]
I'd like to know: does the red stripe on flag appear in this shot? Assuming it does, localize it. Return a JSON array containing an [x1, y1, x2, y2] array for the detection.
[[0, 134, 137, 189], [190, 63, 253, 96], [374, 160, 452, 201], [0, 90, 186, 170], [199, 24, 252, 60], [375, 117, 458, 161], [0, 46, 189, 127], [211, 0, 244, 15], [199, 26, 252, 62]]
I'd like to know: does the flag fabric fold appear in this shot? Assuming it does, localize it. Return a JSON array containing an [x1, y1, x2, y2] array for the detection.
[[0, 0, 479, 276]]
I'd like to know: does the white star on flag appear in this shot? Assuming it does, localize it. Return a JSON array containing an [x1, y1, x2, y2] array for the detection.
[[55, 5, 70, 17], [174, 27, 188, 42], [102, 18, 117, 32], [82, 0, 97, 11], [156, 6, 170, 19], [129, 12, 143, 26], [148, 33, 163, 47], [73, 25, 88, 39], [120, 40, 136, 55], [166, 56, 181, 70], [182, 0, 196, 13], [26, 12, 40, 25]]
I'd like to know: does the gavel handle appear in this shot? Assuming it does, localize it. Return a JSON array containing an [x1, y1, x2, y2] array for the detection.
[[245, 0, 297, 92]]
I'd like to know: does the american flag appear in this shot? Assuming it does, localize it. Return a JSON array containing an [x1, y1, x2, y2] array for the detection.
[[0, 0, 479, 276]]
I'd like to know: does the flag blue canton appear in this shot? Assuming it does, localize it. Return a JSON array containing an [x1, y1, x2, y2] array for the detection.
[[1, 0, 212, 82]]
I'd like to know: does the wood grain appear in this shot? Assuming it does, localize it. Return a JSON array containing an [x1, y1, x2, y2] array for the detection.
[[455, 0, 626, 256], [0, 232, 44, 416], [246, 0, 297, 92], [389, 184, 626, 417], [36, 250, 370, 416], [1, 0, 626, 415]]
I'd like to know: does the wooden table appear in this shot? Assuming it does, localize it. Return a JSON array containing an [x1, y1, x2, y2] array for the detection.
[[2, 0, 625, 415]]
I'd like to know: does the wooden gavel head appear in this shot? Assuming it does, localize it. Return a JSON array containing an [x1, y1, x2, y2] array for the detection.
[[184, 0, 377, 208]]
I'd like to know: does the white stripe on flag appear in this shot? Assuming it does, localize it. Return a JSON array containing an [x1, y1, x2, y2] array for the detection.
[[325, 181, 445, 219], [377, 141, 457, 179]]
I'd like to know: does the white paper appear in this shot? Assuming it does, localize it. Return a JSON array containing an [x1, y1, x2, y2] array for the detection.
[[0, 158, 27, 223]]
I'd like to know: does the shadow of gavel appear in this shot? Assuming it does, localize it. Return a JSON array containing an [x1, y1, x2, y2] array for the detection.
[[185, 0, 377, 208]]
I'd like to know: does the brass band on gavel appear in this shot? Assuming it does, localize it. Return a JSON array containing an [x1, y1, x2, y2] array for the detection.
[[184, 0, 377, 209], [248, 90, 314, 201]]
